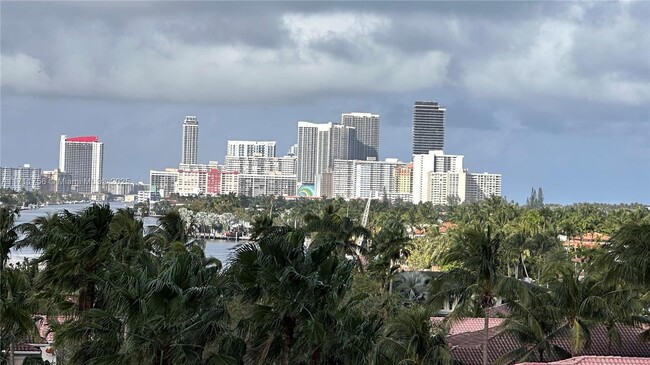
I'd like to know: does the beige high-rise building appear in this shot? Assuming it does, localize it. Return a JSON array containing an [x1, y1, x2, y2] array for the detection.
[[427, 171, 467, 206], [393, 163, 413, 196]]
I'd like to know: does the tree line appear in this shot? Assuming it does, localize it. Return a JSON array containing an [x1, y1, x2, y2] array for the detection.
[[1, 196, 649, 365]]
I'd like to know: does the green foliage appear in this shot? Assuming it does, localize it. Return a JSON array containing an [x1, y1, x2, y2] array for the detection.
[[3, 198, 649, 365]]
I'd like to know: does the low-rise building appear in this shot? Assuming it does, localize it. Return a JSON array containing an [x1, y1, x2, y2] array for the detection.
[[237, 173, 297, 197]]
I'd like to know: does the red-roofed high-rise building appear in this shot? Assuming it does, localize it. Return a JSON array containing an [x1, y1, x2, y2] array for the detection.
[[59, 135, 104, 193]]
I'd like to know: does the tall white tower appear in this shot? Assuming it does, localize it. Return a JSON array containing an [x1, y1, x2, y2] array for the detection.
[[59, 135, 104, 193], [341, 112, 380, 160], [181, 116, 199, 165], [296, 121, 332, 185]]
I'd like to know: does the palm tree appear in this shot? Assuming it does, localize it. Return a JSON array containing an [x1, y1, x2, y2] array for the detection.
[[595, 222, 650, 289], [538, 264, 605, 356], [27, 204, 114, 313], [146, 210, 204, 256], [1, 267, 38, 365], [52, 245, 233, 365], [108, 208, 145, 264], [495, 288, 570, 364], [0, 207, 20, 270], [304, 204, 369, 271], [427, 225, 529, 365], [231, 223, 356, 365], [374, 305, 455, 365], [368, 217, 412, 292]]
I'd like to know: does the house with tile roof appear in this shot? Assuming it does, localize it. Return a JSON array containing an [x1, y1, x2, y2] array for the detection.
[[518, 355, 650, 365], [444, 319, 650, 365]]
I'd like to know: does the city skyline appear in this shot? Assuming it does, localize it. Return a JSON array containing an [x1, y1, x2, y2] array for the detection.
[[1, 2, 648, 204]]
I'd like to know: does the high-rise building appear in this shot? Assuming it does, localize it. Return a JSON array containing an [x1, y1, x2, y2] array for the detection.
[[224, 155, 296, 176], [330, 124, 356, 161], [412, 150, 464, 204], [296, 121, 332, 185], [287, 144, 299, 157], [103, 179, 135, 196], [0, 164, 42, 192], [341, 112, 380, 160], [393, 163, 413, 197], [427, 171, 467, 206], [332, 158, 411, 201], [41, 169, 71, 194], [181, 116, 199, 165], [176, 163, 221, 196], [237, 174, 297, 197], [149, 168, 178, 198], [466, 173, 502, 202], [226, 141, 276, 158], [412, 101, 445, 155], [59, 135, 104, 193]]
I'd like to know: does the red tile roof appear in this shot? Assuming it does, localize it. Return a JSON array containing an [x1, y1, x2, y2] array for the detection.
[[447, 322, 650, 365], [519, 356, 650, 364], [432, 317, 505, 336]]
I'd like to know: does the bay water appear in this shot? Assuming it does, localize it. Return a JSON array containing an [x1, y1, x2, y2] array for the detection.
[[9, 202, 240, 265]]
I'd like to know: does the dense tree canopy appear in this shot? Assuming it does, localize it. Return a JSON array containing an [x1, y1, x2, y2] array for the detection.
[[0, 197, 648, 365]]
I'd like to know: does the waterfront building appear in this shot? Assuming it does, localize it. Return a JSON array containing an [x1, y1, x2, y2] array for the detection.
[[41, 169, 71, 194], [0, 164, 42, 192], [412, 150, 464, 203], [226, 140, 276, 158], [59, 135, 104, 193], [149, 168, 178, 198], [341, 112, 380, 160], [332, 158, 411, 201], [296, 121, 332, 185], [103, 179, 135, 196], [224, 155, 296, 176], [237, 173, 297, 197], [176, 163, 220, 196], [181, 116, 199, 165], [466, 173, 502, 202], [412, 101, 445, 155]]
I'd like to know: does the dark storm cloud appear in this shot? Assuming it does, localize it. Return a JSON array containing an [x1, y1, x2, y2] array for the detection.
[[1, 1, 648, 203]]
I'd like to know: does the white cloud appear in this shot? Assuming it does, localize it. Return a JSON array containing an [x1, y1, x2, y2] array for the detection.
[[462, 4, 649, 106]]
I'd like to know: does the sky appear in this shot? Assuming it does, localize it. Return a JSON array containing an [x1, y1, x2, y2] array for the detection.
[[1, 1, 649, 204]]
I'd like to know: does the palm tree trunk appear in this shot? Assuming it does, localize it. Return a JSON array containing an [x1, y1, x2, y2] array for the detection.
[[281, 316, 296, 365], [483, 311, 489, 365]]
